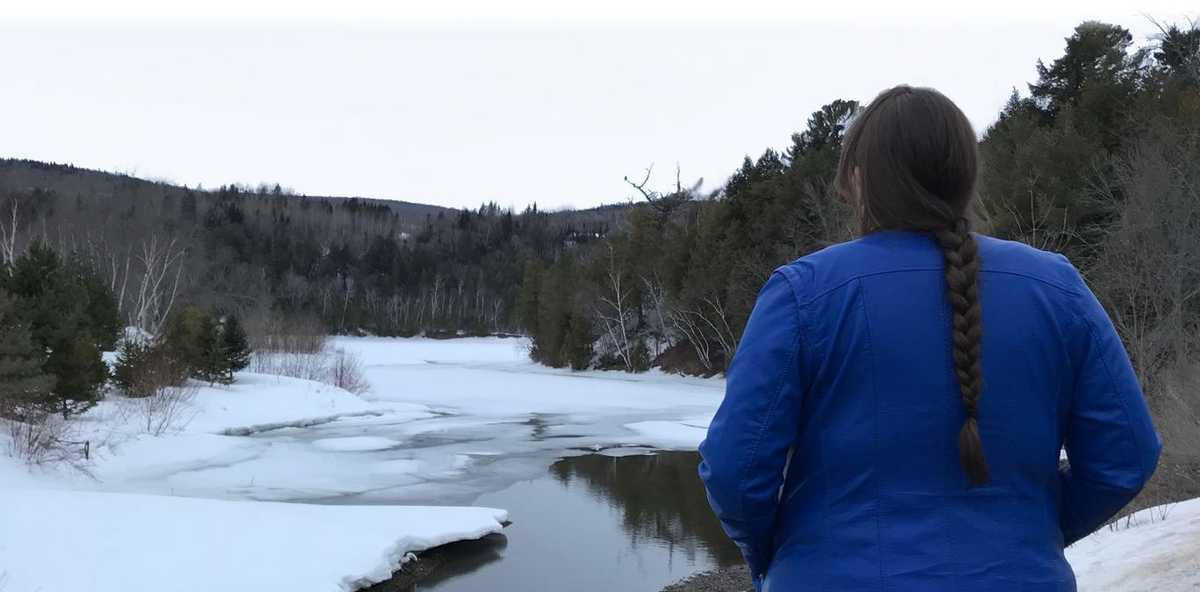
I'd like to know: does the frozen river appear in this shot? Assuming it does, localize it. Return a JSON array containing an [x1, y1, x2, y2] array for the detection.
[[86, 336, 734, 590]]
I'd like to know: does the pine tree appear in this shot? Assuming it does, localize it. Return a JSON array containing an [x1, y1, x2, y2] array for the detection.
[[0, 293, 55, 419], [220, 314, 251, 382], [163, 306, 209, 378], [630, 338, 651, 373], [3, 244, 115, 417], [67, 253, 122, 350], [564, 310, 594, 371], [43, 333, 108, 417]]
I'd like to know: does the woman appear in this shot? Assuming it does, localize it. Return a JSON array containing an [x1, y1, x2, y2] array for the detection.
[[698, 85, 1161, 591]]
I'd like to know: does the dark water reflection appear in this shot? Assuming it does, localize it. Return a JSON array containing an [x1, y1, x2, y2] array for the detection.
[[412, 451, 741, 592]]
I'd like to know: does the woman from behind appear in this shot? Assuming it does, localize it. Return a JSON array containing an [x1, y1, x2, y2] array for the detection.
[[698, 85, 1161, 592]]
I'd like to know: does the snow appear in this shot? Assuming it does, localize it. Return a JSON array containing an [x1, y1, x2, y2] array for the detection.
[[2, 336, 1198, 591], [313, 436, 401, 452], [0, 488, 507, 592], [1067, 497, 1200, 591], [183, 372, 377, 434], [624, 413, 713, 449], [1, 336, 724, 591]]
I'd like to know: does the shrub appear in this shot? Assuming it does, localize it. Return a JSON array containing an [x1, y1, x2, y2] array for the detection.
[[112, 339, 188, 398], [328, 348, 369, 394]]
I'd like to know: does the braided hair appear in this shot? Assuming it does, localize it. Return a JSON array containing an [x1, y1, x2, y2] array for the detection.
[[835, 85, 989, 486], [933, 219, 989, 485]]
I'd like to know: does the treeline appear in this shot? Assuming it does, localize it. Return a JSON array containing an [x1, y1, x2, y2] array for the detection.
[[3, 20, 1198, 400], [0, 240, 253, 426], [0, 162, 623, 340], [519, 19, 1200, 508], [519, 20, 1200, 384]]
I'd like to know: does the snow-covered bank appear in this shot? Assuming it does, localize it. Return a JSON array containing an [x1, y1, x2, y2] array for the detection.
[[0, 488, 507, 592], [3, 336, 726, 591], [1067, 497, 1200, 591], [0, 342, 528, 592]]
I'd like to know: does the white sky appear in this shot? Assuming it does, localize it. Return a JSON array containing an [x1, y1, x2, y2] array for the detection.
[[1, 1, 1195, 210]]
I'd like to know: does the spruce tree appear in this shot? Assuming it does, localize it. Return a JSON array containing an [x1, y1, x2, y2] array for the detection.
[[564, 310, 594, 371], [112, 339, 151, 396], [3, 244, 115, 417], [0, 293, 55, 419], [220, 314, 251, 381], [43, 333, 108, 417], [197, 313, 224, 383]]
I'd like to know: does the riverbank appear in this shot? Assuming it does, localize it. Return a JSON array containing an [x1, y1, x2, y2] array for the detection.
[[660, 496, 1200, 592], [661, 566, 751, 592], [2, 337, 729, 591]]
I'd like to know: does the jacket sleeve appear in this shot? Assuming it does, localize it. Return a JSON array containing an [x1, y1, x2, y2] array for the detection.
[[1059, 275, 1162, 546], [698, 270, 806, 585]]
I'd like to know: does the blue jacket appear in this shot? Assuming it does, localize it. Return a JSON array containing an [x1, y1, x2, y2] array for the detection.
[[698, 230, 1161, 592]]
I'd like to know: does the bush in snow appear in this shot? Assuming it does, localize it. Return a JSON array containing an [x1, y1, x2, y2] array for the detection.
[[112, 339, 189, 397], [251, 347, 371, 394], [122, 380, 198, 436], [328, 348, 369, 395], [2, 409, 86, 467]]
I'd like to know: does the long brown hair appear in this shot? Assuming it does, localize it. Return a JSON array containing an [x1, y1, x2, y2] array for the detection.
[[835, 85, 989, 486]]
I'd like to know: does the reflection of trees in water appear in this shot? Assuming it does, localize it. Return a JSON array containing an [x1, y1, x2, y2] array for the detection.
[[550, 452, 742, 567]]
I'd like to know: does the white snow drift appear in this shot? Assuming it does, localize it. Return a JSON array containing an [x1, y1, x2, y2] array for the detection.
[[0, 488, 507, 592]]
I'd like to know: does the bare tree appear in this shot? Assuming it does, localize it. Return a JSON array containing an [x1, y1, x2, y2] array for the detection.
[[668, 306, 714, 372], [130, 237, 187, 337], [640, 274, 674, 357], [0, 198, 20, 268], [594, 243, 635, 370], [1091, 123, 1200, 411], [624, 164, 701, 222]]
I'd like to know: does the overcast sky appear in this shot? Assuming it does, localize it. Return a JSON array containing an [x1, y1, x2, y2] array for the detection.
[[1, 1, 1193, 210]]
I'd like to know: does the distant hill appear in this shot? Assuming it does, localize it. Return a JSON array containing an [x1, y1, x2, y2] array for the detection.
[[0, 158, 640, 234], [0, 157, 640, 338], [0, 158, 453, 234]]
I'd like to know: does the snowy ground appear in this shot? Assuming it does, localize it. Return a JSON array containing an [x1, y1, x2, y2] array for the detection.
[[0, 336, 723, 592], [3, 336, 1195, 591], [0, 489, 507, 592], [1067, 497, 1200, 591]]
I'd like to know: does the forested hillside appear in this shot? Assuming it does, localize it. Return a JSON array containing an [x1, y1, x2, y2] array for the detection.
[[512, 19, 1200, 510], [0, 159, 625, 338]]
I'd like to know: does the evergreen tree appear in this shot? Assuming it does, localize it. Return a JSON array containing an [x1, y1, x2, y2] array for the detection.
[[67, 253, 122, 350], [564, 310, 594, 371], [195, 313, 225, 384], [2, 243, 115, 417], [0, 292, 55, 419], [630, 338, 651, 373], [43, 333, 108, 417], [112, 338, 188, 398], [220, 314, 252, 380], [112, 339, 151, 395]]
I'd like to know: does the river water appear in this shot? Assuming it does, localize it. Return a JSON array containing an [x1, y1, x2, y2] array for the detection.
[[416, 452, 742, 591], [245, 338, 737, 591]]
